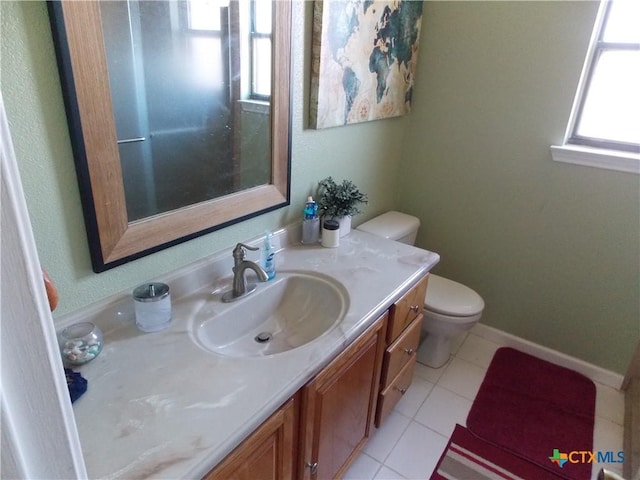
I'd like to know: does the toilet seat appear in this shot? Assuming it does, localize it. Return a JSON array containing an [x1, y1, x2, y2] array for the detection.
[[425, 274, 484, 317]]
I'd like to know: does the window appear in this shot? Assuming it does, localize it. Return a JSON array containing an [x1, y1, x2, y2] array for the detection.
[[185, 0, 271, 101], [250, 0, 272, 100], [187, 0, 227, 31], [551, 0, 639, 173]]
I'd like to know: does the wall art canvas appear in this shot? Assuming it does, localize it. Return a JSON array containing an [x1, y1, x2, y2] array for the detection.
[[310, 0, 424, 129]]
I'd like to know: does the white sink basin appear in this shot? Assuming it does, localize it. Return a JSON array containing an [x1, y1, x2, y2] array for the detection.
[[191, 271, 349, 357]]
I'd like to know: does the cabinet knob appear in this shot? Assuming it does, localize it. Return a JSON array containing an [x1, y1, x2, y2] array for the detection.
[[306, 461, 318, 475], [395, 387, 407, 395], [403, 348, 414, 355], [409, 305, 420, 313]]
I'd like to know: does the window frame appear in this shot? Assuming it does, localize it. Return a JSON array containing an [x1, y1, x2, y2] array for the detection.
[[551, 0, 640, 174], [249, 0, 271, 101]]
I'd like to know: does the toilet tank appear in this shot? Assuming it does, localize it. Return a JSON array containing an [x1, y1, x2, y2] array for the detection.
[[356, 211, 420, 245]]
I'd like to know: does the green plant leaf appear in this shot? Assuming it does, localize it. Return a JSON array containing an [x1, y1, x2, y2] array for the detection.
[[316, 177, 368, 218]]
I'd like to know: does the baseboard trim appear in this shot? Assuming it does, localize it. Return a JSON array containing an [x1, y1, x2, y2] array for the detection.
[[472, 323, 624, 390]]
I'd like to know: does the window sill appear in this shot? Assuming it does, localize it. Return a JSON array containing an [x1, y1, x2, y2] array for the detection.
[[238, 99, 269, 115], [551, 144, 640, 174]]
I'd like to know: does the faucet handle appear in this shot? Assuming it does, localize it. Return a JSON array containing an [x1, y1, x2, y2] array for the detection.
[[232, 243, 258, 260], [238, 243, 258, 251]]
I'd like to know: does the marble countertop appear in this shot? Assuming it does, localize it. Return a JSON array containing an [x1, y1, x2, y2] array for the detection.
[[60, 228, 439, 479]]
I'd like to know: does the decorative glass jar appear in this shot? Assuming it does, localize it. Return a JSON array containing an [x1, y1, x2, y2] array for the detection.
[[58, 322, 103, 365]]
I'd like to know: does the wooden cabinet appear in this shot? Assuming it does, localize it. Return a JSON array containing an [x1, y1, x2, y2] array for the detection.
[[204, 396, 298, 480], [376, 274, 429, 427], [299, 313, 387, 480]]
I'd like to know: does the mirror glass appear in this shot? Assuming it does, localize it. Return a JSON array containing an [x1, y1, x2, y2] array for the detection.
[[101, 0, 272, 221], [48, 0, 291, 271]]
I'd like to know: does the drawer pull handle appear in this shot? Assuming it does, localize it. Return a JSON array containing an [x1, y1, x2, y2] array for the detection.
[[403, 348, 414, 355], [306, 462, 318, 475], [395, 387, 408, 395], [409, 305, 420, 313]]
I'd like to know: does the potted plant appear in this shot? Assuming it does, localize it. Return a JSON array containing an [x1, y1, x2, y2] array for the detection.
[[317, 177, 368, 236]]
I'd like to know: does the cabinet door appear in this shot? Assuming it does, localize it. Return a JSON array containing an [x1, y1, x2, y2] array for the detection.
[[300, 313, 387, 480], [204, 396, 297, 480]]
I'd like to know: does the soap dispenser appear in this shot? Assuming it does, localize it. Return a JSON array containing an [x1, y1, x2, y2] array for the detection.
[[262, 231, 276, 280], [301, 196, 319, 244]]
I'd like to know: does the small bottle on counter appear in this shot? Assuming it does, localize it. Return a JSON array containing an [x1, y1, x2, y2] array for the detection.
[[262, 231, 276, 280], [321, 219, 340, 248], [303, 196, 318, 219], [301, 196, 319, 244]]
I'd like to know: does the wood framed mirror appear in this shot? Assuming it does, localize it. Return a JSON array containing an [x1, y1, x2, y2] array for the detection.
[[48, 0, 291, 272]]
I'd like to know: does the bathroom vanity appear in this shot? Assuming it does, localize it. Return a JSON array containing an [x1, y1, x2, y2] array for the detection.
[[58, 227, 439, 478], [206, 273, 429, 480]]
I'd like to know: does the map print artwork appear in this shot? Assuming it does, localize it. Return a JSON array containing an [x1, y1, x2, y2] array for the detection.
[[310, 0, 424, 129]]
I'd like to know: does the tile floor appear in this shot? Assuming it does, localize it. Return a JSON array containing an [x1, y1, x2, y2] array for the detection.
[[343, 328, 626, 480]]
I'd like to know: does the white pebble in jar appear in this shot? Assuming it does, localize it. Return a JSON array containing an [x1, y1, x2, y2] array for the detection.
[[58, 322, 103, 365]]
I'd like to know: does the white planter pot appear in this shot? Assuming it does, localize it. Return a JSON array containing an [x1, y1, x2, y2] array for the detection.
[[336, 215, 351, 237]]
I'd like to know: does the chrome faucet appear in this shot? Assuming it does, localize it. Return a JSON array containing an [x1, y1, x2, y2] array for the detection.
[[221, 243, 269, 303]]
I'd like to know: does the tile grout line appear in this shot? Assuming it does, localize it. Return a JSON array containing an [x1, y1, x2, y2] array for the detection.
[[379, 335, 478, 478], [376, 410, 414, 465]]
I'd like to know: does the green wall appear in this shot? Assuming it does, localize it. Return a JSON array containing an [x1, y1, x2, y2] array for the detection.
[[398, 1, 639, 374], [2, 1, 638, 374]]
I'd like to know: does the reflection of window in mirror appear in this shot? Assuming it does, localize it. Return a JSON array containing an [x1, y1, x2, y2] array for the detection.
[[187, 0, 272, 100], [100, 0, 273, 222], [187, 0, 226, 31], [250, 0, 272, 100]]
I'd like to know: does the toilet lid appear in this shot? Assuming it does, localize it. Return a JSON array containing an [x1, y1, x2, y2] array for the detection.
[[425, 274, 485, 316]]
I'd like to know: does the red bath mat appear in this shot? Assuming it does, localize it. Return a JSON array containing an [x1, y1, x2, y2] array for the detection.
[[431, 424, 565, 479], [466, 347, 596, 480]]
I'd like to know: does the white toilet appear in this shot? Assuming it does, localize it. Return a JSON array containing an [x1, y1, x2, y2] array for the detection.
[[357, 211, 485, 368]]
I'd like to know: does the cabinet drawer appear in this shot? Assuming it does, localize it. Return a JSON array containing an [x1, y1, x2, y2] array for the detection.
[[387, 275, 429, 344], [380, 314, 422, 388], [375, 356, 416, 427]]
